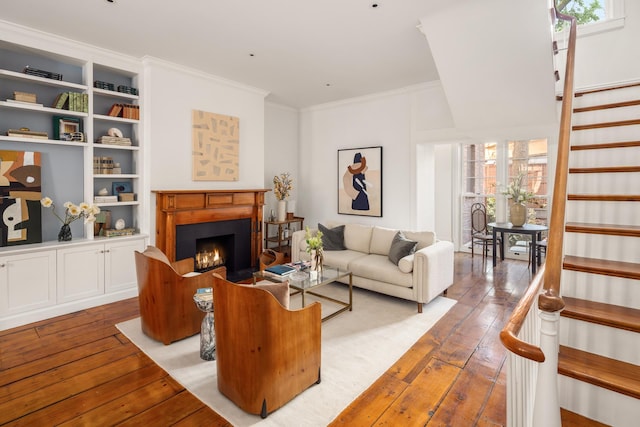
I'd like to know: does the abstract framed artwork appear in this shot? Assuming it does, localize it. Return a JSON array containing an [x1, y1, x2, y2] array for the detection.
[[337, 146, 382, 217], [0, 150, 42, 246], [192, 110, 240, 181]]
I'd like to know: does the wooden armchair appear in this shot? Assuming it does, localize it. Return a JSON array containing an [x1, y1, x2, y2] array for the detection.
[[134, 245, 226, 345], [212, 275, 321, 418]]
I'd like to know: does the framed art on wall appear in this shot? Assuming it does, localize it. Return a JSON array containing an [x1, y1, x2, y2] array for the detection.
[[337, 146, 382, 217]]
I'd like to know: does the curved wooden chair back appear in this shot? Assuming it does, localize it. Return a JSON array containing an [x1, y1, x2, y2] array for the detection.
[[134, 245, 225, 345], [259, 248, 285, 270], [213, 275, 321, 418]]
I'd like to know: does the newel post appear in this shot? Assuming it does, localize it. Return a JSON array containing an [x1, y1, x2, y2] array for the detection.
[[532, 310, 561, 427]]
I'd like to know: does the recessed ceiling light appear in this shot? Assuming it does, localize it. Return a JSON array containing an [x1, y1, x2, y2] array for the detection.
[[371, 3, 379, 8], [249, 53, 255, 57], [325, 83, 331, 87], [107, 0, 114, 3]]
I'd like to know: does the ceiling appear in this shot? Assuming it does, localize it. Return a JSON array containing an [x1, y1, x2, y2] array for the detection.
[[2, 0, 443, 108]]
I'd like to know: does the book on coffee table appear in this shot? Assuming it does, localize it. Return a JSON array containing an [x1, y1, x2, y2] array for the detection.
[[264, 264, 296, 276]]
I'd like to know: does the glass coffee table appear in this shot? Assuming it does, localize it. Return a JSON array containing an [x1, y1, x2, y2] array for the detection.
[[253, 266, 353, 322]]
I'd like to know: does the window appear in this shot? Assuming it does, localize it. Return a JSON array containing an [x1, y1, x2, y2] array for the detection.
[[461, 139, 548, 258], [555, 0, 624, 36]]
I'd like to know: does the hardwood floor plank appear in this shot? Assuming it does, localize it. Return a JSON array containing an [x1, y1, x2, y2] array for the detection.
[[0, 336, 123, 388], [0, 352, 151, 423], [56, 376, 185, 426], [374, 358, 461, 426], [7, 363, 168, 426], [172, 406, 233, 427], [117, 390, 207, 426], [329, 372, 409, 426], [427, 368, 495, 425], [477, 361, 507, 426], [0, 342, 140, 404]]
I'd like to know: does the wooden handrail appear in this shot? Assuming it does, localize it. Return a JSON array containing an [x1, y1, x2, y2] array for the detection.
[[500, 264, 546, 362], [500, 7, 575, 361], [539, 9, 575, 313]]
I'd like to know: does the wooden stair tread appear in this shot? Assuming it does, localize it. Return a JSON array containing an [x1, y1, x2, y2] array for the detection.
[[558, 345, 640, 399], [574, 81, 640, 97], [563, 256, 640, 280], [562, 296, 640, 333], [568, 194, 640, 202], [566, 222, 640, 238], [560, 408, 610, 427], [574, 99, 640, 113], [573, 119, 640, 131], [571, 140, 640, 151], [569, 166, 640, 174]]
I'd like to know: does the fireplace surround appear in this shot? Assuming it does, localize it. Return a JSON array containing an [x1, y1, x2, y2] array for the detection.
[[154, 189, 268, 280]]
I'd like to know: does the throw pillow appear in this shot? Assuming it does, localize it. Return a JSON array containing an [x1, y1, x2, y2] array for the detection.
[[252, 281, 290, 309], [388, 231, 417, 265], [398, 254, 414, 273], [318, 223, 346, 251]]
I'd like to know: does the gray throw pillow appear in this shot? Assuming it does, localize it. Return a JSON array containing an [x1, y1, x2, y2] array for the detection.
[[318, 223, 346, 251], [388, 231, 417, 265]]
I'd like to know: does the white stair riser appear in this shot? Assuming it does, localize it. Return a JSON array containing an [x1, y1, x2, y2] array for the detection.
[[560, 317, 640, 365], [572, 85, 640, 108], [569, 146, 639, 168], [567, 171, 640, 194], [570, 124, 640, 146], [565, 200, 639, 225], [558, 375, 640, 427], [561, 269, 640, 309], [572, 104, 640, 126], [563, 233, 640, 264]]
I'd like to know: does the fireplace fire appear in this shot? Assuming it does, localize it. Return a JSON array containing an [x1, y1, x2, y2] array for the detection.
[[195, 248, 225, 271]]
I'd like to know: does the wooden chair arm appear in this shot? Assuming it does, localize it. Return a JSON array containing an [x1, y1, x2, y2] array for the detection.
[[172, 257, 195, 275]]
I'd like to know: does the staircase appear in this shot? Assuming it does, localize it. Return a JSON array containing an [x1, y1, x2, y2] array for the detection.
[[557, 82, 640, 426]]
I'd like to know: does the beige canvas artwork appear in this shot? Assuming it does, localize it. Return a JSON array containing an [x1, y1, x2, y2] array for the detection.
[[192, 110, 239, 181]]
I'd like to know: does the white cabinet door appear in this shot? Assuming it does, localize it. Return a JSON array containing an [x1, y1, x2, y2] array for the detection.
[[0, 250, 56, 316], [104, 238, 145, 293], [57, 243, 104, 303]]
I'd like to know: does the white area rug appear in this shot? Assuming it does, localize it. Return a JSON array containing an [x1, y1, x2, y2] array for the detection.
[[116, 283, 455, 426]]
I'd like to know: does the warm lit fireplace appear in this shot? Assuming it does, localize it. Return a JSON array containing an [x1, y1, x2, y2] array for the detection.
[[154, 189, 268, 282]]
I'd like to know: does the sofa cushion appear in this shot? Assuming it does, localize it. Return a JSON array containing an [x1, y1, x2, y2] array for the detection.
[[398, 254, 414, 273], [322, 249, 367, 271], [369, 226, 398, 255], [403, 230, 436, 250], [348, 254, 413, 288], [318, 223, 346, 250], [344, 223, 373, 253], [388, 231, 417, 265]]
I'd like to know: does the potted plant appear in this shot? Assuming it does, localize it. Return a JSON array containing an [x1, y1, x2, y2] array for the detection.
[[503, 171, 534, 226]]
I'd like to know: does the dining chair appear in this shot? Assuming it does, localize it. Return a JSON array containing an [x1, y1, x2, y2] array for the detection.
[[470, 202, 501, 261]]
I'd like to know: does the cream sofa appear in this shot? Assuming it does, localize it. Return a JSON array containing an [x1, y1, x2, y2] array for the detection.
[[291, 222, 454, 313]]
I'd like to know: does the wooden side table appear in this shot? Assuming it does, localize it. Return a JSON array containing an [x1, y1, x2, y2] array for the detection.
[[264, 217, 304, 260]]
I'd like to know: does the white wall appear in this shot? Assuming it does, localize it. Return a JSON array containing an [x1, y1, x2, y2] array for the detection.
[[143, 57, 268, 244], [264, 103, 299, 219], [297, 84, 456, 232], [572, 1, 640, 89]]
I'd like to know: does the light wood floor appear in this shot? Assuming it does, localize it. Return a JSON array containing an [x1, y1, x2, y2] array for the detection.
[[1, 253, 532, 425]]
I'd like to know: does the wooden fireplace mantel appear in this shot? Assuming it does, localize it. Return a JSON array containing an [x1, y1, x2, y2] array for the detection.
[[154, 189, 269, 265]]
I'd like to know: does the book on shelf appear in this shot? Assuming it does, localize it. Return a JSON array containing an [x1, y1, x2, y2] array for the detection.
[[13, 91, 37, 103], [107, 103, 123, 117], [103, 228, 136, 237], [52, 92, 69, 109], [7, 128, 48, 139], [93, 195, 118, 203], [264, 264, 296, 276], [95, 135, 132, 146]]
